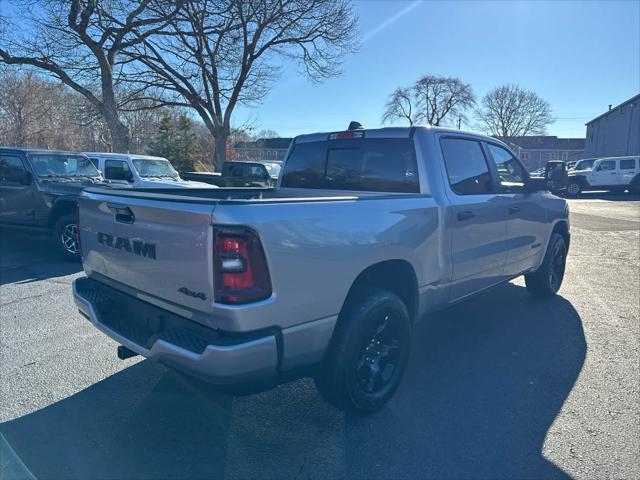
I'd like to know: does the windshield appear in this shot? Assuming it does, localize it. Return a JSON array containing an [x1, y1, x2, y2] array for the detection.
[[132, 158, 179, 178], [261, 162, 282, 177], [29, 154, 100, 178], [575, 159, 595, 170]]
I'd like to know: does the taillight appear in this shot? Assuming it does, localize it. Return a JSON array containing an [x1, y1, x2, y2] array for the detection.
[[76, 204, 81, 255], [213, 227, 272, 304], [328, 130, 364, 140]]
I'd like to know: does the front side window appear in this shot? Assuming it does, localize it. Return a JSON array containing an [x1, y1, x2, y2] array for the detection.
[[282, 138, 419, 193], [620, 159, 636, 170], [105, 160, 133, 181], [29, 154, 99, 178], [596, 160, 616, 172], [486, 143, 526, 191], [0, 155, 27, 183], [440, 138, 492, 195]]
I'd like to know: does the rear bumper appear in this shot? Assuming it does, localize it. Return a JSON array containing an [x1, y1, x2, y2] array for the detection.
[[73, 277, 279, 388]]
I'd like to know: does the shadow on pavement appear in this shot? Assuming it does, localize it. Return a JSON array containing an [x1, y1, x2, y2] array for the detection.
[[0, 231, 81, 285], [1, 283, 585, 479]]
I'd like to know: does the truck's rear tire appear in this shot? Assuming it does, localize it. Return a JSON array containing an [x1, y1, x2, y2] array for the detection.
[[525, 233, 567, 298], [53, 213, 81, 261], [314, 288, 411, 413]]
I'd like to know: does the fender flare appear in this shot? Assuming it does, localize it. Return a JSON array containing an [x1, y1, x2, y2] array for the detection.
[[47, 196, 78, 228]]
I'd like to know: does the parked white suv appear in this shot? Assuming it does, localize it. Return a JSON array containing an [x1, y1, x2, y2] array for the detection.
[[565, 156, 640, 195], [85, 152, 213, 189]]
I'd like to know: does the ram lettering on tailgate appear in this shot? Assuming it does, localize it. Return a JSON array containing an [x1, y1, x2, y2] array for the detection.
[[97, 232, 156, 259]]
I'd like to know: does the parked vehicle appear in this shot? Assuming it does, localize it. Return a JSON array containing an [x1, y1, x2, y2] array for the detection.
[[529, 167, 545, 177], [0, 147, 103, 258], [73, 125, 570, 412], [183, 161, 278, 187], [84, 152, 213, 189], [565, 156, 640, 196]]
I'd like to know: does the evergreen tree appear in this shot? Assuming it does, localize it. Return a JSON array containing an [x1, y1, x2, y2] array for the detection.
[[148, 114, 199, 173]]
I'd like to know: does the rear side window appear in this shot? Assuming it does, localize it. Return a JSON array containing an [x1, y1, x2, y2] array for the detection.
[[620, 159, 636, 170], [440, 138, 493, 195], [281, 138, 419, 193]]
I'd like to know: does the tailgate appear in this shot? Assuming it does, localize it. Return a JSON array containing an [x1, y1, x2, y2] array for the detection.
[[78, 190, 216, 316]]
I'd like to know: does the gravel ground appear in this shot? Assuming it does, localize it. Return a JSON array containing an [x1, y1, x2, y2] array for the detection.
[[1, 192, 638, 480]]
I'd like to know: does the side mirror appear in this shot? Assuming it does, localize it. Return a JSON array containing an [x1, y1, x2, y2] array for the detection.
[[20, 171, 33, 185]]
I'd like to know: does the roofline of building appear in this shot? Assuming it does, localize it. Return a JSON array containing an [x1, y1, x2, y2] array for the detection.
[[586, 93, 640, 125]]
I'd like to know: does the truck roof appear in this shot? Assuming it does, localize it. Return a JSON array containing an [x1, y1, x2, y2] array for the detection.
[[0, 147, 89, 156], [292, 125, 499, 145], [83, 152, 169, 161]]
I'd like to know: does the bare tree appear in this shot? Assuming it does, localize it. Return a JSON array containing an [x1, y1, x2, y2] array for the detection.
[[126, 0, 358, 169], [0, 0, 182, 152], [413, 75, 475, 126], [475, 84, 554, 138], [382, 87, 418, 126], [257, 129, 280, 139]]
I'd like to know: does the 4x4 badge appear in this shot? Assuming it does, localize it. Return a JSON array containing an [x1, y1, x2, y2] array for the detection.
[[177, 287, 206, 301]]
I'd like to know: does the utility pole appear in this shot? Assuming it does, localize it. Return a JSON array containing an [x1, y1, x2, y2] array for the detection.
[[457, 116, 462, 130]]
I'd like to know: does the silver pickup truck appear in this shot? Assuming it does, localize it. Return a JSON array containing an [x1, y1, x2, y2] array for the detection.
[[72, 125, 570, 412]]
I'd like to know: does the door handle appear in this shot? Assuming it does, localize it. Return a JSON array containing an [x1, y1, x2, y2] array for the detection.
[[457, 211, 475, 221], [508, 206, 520, 215], [107, 203, 135, 224]]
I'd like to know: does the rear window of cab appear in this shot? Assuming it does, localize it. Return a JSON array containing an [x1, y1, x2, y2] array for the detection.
[[281, 138, 419, 193]]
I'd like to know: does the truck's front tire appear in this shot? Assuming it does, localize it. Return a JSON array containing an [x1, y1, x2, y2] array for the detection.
[[566, 181, 581, 197], [525, 233, 567, 298], [314, 288, 411, 413], [54, 213, 81, 261]]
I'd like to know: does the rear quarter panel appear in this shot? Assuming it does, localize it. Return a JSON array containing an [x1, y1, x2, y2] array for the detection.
[[212, 195, 442, 332]]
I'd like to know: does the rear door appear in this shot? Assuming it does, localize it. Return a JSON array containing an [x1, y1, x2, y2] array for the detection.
[[439, 136, 509, 300], [589, 159, 618, 186], [484, 142, 547, 276], [79, 190, 217, 316], [618, 158, 638, 186]]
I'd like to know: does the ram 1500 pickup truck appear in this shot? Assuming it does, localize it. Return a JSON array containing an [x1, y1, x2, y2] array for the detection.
[[73, 126, 570, 412]]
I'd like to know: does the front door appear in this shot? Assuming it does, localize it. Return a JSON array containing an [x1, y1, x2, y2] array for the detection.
[[0, 154, 36, 225], [589, 159, 619, 187], [485, 143, 548, 276], [440, 136, 509, 301]]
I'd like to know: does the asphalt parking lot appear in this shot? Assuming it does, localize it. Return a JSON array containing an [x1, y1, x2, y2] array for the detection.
[[1, 192, 639, 480]]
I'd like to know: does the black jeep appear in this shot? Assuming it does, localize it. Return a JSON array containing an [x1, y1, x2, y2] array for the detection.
[[0, 148, 103, 259]]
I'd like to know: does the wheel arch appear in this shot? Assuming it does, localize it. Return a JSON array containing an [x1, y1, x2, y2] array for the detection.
[[48, 198, 78, 228], [340, 260, 419, 323], [551, 220, 570, 251]]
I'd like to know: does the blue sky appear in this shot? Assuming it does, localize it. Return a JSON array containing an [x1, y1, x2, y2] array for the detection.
[[236, 0, 640, 139]]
